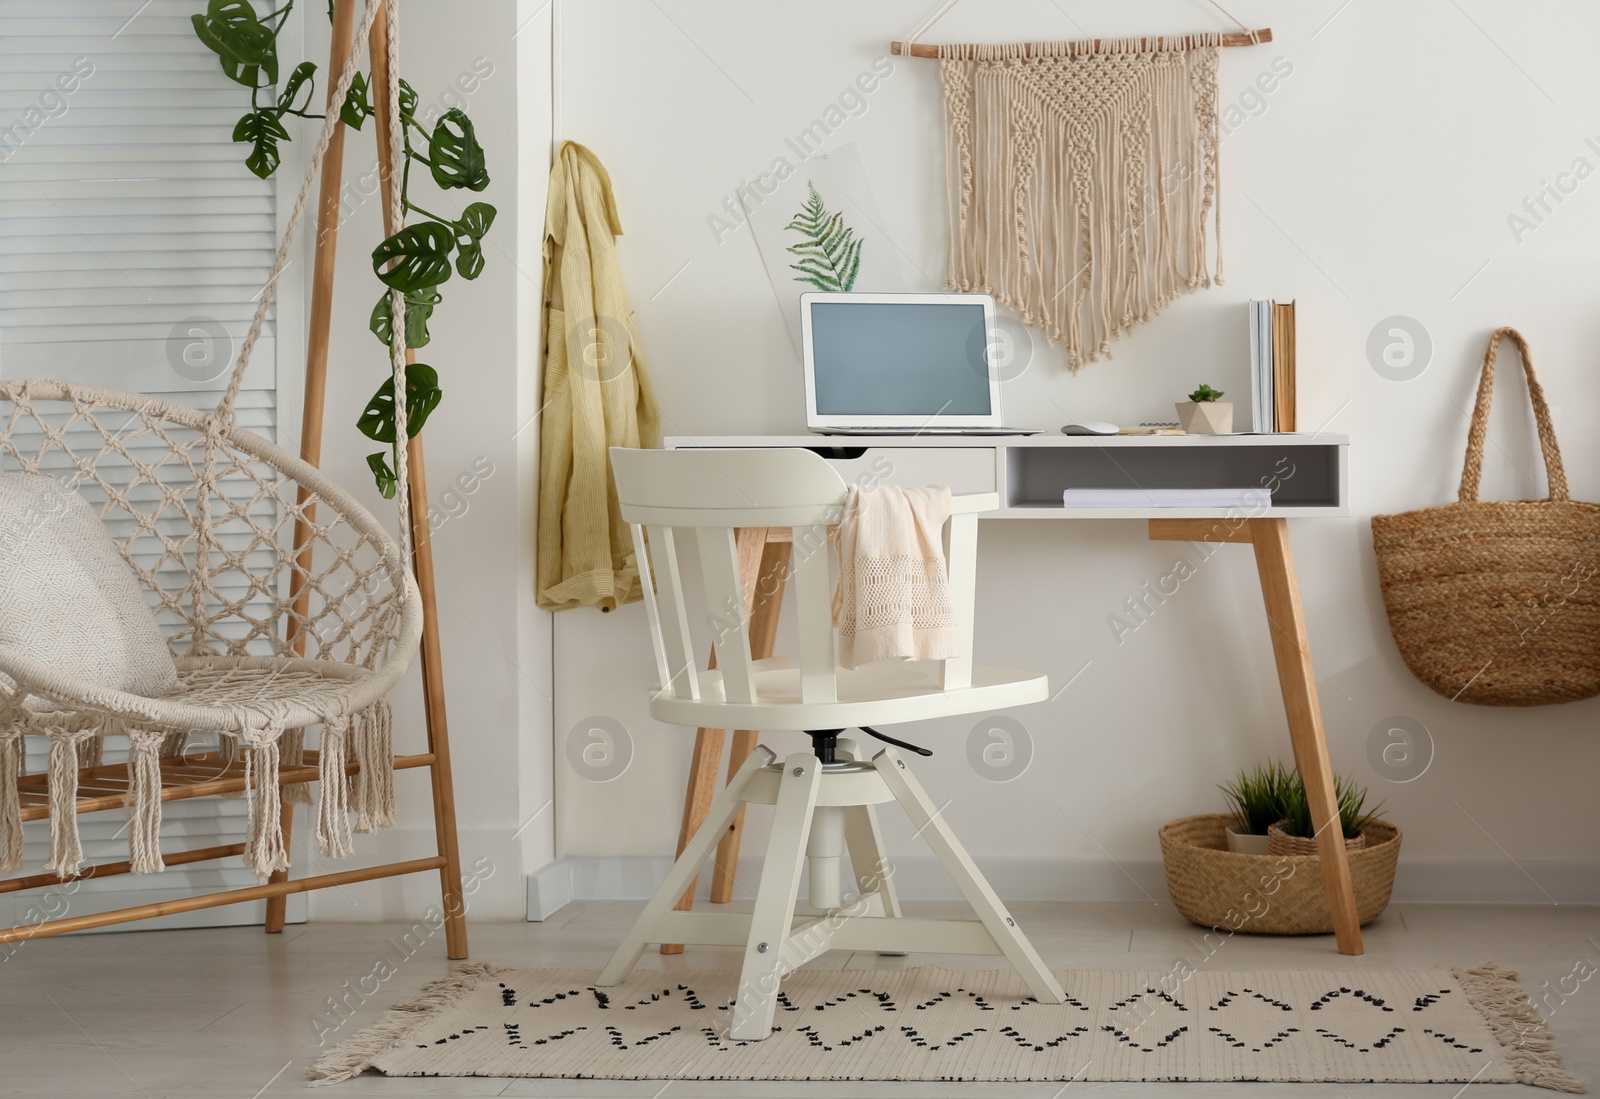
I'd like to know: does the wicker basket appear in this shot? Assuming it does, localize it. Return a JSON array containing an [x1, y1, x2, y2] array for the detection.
[[1371, 327, 1600, 706], [1159, 814, 1401, 934], [1266, 821, 1366, 857]]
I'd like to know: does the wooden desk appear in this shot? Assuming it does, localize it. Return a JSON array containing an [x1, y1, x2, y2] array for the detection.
[[656, 433, 1363, 955]]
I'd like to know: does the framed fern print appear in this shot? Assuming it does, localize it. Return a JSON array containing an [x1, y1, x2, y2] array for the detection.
[[743, 143, 907, 355], [785, 182, 863, 293]]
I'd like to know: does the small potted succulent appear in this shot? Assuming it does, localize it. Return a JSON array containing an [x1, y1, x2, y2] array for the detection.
[[1218, 760, 1292, 855], [1268, 772, 1387, 856], [1176, 383, 1232, 434]]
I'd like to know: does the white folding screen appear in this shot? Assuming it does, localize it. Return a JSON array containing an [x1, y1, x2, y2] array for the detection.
[[0, 0, 310, 930]]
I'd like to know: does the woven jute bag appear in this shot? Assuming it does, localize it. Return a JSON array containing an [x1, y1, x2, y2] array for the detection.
[[1371, 327, 1600, 706]]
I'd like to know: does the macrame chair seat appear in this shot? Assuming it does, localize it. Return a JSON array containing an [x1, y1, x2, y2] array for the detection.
[[0, 0, 424, 885], [0, 379, 421, 881]]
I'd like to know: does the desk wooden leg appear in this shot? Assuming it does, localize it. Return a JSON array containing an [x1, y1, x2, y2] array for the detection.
[[1249, 517, 1363, 955], [661, 529, 774, 953], [660, 725, 727, 956], [710, 729, 758, 904], [711, 540, 791, 905]]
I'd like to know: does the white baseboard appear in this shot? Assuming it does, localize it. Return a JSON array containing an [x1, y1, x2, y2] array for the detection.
[[527, 854, 1600, 916], [526, 858, 574, 921]]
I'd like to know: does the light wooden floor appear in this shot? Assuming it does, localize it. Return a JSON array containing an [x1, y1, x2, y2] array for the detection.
[[2, 900, 1596, 1097]]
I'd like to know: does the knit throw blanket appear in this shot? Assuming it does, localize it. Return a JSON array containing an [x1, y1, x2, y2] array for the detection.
[[832, 484, 956, 669], [938, 37, 1224, 370]]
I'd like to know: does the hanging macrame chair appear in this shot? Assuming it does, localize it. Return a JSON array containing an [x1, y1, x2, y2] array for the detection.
[[0, 0, 421, 881]]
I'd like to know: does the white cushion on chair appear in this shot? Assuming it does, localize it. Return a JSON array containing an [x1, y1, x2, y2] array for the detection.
[[0, 473, 180, 704]]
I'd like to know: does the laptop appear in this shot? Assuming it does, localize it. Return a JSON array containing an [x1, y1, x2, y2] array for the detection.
[[800, 291, 1041, 436]]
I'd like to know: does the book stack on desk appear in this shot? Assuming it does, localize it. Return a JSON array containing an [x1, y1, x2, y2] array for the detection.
[[1248, 299, 1297, 432]]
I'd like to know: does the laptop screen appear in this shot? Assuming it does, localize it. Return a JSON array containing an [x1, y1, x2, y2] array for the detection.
[[809, 300, 992, 416]]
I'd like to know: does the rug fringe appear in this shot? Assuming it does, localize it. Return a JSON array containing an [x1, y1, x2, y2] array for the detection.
[[307, 962, 507, 1086], [1455, 960, 1586, 1093]]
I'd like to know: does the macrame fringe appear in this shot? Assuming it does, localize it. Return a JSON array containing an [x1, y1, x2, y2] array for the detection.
[[43, 732, 85, 878], [125, 729, 167, 874], [316, 715, 354, 859], [938, 38, 1223, 371], [242, 736, 288, 879], [76, 735, 103, 769], [281, 726, 312, 806], [0, 734, 22, 873], [159, 730, 189, 759], [308, 963, 507, 1086], [215, 733, 243, 799], [352, 699, 394, 833], [1454, 960, 1586, 1093]]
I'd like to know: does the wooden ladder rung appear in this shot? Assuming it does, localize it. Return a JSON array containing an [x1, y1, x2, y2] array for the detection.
[[0, 842, 249, 895], [12, 750, 437, 823]]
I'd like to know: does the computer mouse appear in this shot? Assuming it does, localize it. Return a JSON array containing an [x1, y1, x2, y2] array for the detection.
[[1061, 420, 1119, 435]]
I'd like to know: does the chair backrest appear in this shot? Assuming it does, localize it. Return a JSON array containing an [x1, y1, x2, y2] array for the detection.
[[611, 447, 850, 706]]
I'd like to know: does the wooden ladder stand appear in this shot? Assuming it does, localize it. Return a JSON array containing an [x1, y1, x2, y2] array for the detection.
[[0, 0, 468, 958]]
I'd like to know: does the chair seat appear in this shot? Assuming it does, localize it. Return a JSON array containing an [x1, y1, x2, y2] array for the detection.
[[649, 655, 1048, 731]]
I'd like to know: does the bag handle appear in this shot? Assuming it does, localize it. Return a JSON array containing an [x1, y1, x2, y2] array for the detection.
[[1458, 327, 1569, 504]]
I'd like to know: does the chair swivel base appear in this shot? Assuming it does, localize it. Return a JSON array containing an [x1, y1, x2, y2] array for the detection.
[[597, 736, 1065, 1041]]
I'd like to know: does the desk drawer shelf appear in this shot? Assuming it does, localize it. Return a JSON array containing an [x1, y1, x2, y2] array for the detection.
[[661, 435, 1348, 519], [1003, 442, 1342, 516]]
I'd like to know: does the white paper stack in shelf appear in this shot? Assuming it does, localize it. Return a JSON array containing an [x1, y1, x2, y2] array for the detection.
[[1061, 487, 1266, 508]]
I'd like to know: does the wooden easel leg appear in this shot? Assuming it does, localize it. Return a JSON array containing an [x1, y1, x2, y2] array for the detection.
[[263, 799, 296, 934], [371, 0, 467, 959], [411, 458, 469, 957], [660, 529, 776, 952], [1248, 517, 1363, 955], [267, 0, 357, 936], [710, 539, 791, 905]]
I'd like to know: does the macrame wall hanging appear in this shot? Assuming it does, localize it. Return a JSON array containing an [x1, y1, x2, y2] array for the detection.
[[893, 3, 1271, 371]]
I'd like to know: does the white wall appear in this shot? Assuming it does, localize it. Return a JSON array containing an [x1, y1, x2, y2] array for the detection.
[[294, 0, 550, 921], [547, 0, 1600, 903]]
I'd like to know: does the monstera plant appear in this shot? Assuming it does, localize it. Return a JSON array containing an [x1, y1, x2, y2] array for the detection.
[[191, 0, 497, 497]]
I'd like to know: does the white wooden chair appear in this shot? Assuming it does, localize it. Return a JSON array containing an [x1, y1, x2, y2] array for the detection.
[[599, 446, 1064, 1040]]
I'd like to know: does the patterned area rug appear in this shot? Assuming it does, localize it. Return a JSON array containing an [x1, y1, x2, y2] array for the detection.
[[311, 962, 1581, 1090]]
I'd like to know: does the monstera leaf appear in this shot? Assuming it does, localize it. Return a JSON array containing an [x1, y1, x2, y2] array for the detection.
[[452, 202, 496, 279], [233, 109, 290, 179], [192, 0, 277, 88], [276, 61, 317, 114], [340, 70, 371, 130], [366, 452, 398, 499], [357, 363, 443, 445], [369, 287, 442, 349], [429, 109, 489, 192], [398, 78, 418, 121], [371, 221, 455, 291]]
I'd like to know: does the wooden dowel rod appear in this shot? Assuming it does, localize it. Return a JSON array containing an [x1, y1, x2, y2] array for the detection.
[[891, 29, 1271, 56], [284, 0, 358, 655], [0, 844, 248, 895], [15, 752, 437, 823], [270, 0, 355, 935], [369, 0, 468, 961], [0, 857, 447, 945]]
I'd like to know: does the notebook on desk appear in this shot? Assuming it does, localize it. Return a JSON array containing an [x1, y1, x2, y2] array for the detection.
[[800, 292, 1042, 436]]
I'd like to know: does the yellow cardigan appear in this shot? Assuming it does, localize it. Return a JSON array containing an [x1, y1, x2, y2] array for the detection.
[[536, 142, 660, 612]]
